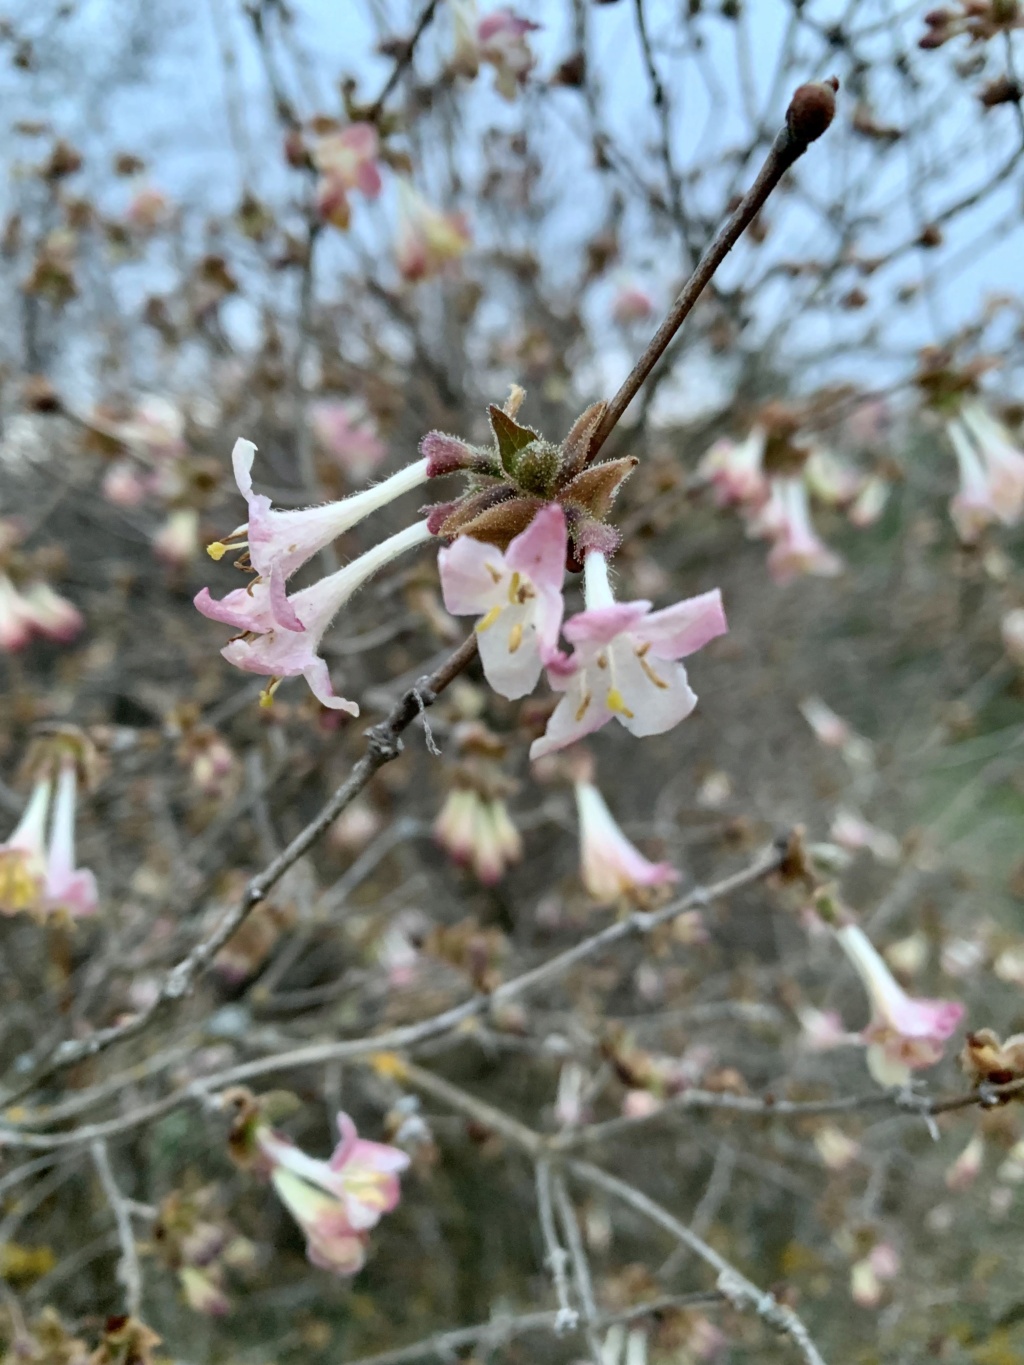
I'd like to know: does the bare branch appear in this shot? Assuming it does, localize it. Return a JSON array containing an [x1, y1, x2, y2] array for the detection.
[[89, 1139, 142, 1317]]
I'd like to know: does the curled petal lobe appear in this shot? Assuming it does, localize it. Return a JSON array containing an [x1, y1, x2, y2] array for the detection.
[[634, 590, 728, 659], [575, 780, 678, 904]]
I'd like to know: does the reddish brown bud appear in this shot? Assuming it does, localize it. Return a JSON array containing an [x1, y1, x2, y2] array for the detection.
[[443, 496, 544, 549], [979, 75, 1023, 108], [560, 456, 638, 520], [786, 77, 839, 146]]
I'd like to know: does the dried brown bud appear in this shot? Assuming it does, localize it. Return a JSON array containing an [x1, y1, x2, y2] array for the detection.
[[979, 75, 1023, 108], [918, 223, 943, 248], [786, 77, 839, 146]]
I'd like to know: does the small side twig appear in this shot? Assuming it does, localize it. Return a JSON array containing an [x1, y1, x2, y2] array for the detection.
[[90, 1139, 142, 1317], [535, 1160, 579, 1334], [553, 1172, 604, 1362]]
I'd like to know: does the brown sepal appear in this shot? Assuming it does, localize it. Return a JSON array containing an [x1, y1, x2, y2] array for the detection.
[[435, 485, 516, 538], [559, 456, 638, 519], [557, 400, 608, 483], [447, 496, 545, 549]]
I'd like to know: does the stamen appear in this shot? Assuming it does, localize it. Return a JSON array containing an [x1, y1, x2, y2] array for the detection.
[[259, 678, 283, 708], [596, 652, 608, 670], [636, 650, 669, 690], [606, 687, 635, 719], [507, 571, 521, 605], [206, 541, 228, 561], [485, 562, 503, 584], [476, 606, 503, 633], [508, 622, 523, 654], [575, 691, 592, 723], [516, 581, 535, 604]]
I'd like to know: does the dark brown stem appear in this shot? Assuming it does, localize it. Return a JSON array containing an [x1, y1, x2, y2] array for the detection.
[[589, 78, 838, 459], [366, 0, 443, 123]]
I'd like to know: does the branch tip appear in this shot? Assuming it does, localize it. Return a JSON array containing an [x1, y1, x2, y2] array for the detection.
[[786, 76, 839, 147]]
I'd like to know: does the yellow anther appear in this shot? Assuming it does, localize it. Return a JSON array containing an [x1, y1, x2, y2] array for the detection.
[[575, 691, 592, 723], [606, 687, 635, 719], [476, 605, 503, 633], [508, 622, 523, 654], [258, 678, 283, 708], [485, 562, 503, 584], [507, 571, 521, 605], [637, 652, 669, 690], [206, 541, 228, 561]]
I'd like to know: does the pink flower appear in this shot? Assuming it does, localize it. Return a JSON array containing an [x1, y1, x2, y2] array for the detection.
[[103, 460, 150, 507], [0, 574, 33, 651], [799, 696, 853, 749], [837, 923, 964, 1086], [16, 582, 82, 643], [313, 123, 383, 230], [0, 764, 97, 919], [530, 552, 726, 758], [611, 285, 656, 327], [201, 439, 429, 632], [256, 1113, 409, 1276], [796, 1005, 861, 1052], [127, 187, 170, 232], [755, 477, 843, 584], [154, 507, 201, 567], [311, 401, 387, 482], [945, 1132, 985, 1192], [1001, 607, 1024, 666], [947, 403, 1024, 542], [829, 809, 900, 864], [395, 182, 472, 283], [850, 1242, 899, 1308], [698, 428, 769, 509], [91, 395, 186, 461], [438, 504, 567, 699], [574, 779, 678, 904], [477, 8, 540, 99], [198, 520, 432, 711]]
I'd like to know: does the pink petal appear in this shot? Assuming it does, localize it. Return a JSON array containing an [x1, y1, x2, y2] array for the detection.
[[194, 584, 276, 633], [438, 535, 505, 616], [563, 601, 650, 646], [504, 504, 567, 594], [634, 589, 727, 659]]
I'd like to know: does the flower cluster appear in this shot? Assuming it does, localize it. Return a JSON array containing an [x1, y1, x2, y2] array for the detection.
[[698, 412, 887, 585], [0, 518, 82, 652], [228, 1093, 409, 1276], [433, 722, 523, 884], [450, 1, 540, 100], [945, 401, 1024, 543], [0, 730, 97, 921], [311, 121, 382, 230], [920, 2, 1024, 48]]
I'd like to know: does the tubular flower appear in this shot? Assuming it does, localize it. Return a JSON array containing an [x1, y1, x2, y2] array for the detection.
[[433, 787, 522, 884], [395, 182, 472, 283], [438, 503, 567, 699], [947, 403, 1024, 542], [754, 476, 843, 584], [256, 1113, 409, 1276], [530, 552, 727, 759], [0, 763, 97, 919], [201, 439, 430, 632], [836, 923, 965, 1087], [312, 123, 383, 230], [18, 581, 83, 642], [574, 779, 678, 905], [698, 427, 769, 509], [1002, 608, 1024, 666], [199, 520, 433, 712], [0, 574, 33, 651]]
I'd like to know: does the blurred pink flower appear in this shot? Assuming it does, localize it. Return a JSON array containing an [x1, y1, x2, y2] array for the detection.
[[612, 285, 655, 327], [434, 788, 522, 884], [203, 520, 432, 711], [154, 508, 201, 567], [92, 395, 186, 461], [851, 1242, 900, 1308], [395, 182, 471, 282], [947, 403, 1024, 543], [837, 923, 964, 1086], [945, 1132, 985, 1192], [530, 552, 726, 758], [311, 401, 387, 482], [103, 460, 150, 507], [201, 438, 429, 632], [804, 449, 863, 507], [313, 123, 383, 230], [439, 504, 567, 699], [796, 1004, 861, 1052], [698, 428, 769, 509], [574, 778, 678, 904], [829, 809, 900, 864], [478, 8, 540, 99], [756, 477, 843, 584], [127, 186, 170, 232], [0, 574, 34, 651], [256, 1112, 409, 1276], [0, 763, 97, 920]]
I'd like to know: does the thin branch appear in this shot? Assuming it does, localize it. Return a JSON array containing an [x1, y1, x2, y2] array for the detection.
[[535, 1159, 580, 1333], [589, 79, 838, 456], [366, 0, 443, 123], [0, 633, 479, 1107], [553, 1172, 604, 1362], [89, 1139, 142, 1317]]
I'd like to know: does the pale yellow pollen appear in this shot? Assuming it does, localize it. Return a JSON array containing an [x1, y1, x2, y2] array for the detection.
[[476, 605, 503, 633], [258, 678, 283, 708], [485, 562, 502, 584], [596, 652, 608, 670], [606, 687, 635, 719], [507, 571, 521, 605], [206, 541, 228, 561], [508, 622, 523, 654], [575, 691, 592, 723]]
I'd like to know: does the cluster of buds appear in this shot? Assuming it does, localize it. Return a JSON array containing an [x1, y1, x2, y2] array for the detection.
[[89, 394, 221, 567], [0, 727, 98, 921], [309, 120, 383, 230], [150, 1186, 255, 1317], [433, 722, 522, 884], [920, 2, 1024, 47], [449, 1, 540, 100], [0, 518, 82, 651], [960, 1027, 1024, 1092], [945, 401, 1024, 543], [697, 404, 886, 585], [225, 1090, 409, 1277]]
